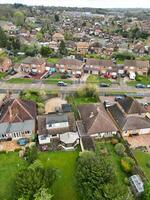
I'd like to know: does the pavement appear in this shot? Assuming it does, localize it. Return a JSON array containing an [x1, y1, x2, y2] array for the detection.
[[1, 81, 150, 96]]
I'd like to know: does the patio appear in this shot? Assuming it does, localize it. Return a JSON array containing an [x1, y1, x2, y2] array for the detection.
[[0, 140, 20, 152], [45, 97, 67, 113], [124, 134, 150, 152]]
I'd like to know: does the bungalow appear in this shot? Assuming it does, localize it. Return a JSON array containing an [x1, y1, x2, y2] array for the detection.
[[76, 42, 89, 55], [20, 57, 46, 74], [107, 96, 150, 137], [56, 58, 83, 75], [37, 112, 79, 150], [0, 57, 12, 72], [52, 33, 64, 42], [0, 98, 37, 141], [84, 59, 113, 75], [78, 103, 118, 138], [124, 60, 149, 76]]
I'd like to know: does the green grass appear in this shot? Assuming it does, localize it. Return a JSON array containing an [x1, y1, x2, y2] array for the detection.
[[0, 152, 27, 200], [134, 150, 150, 180], [0, 150, 79, 200], [0, 72, 7, 79], [44, 73, 73, 84], [47, 58, 60, 64], [7, 78, 33, 84], [39, 150, 79, 200], [86, 75, 111, 84]]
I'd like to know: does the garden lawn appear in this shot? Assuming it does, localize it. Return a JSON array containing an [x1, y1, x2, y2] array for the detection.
[[134, 150, 150, 180], [39, 150, 79, 200], [86, 75, 111, 84], [74, 97, 98, 104], [0, 152, 27, 200], [47, 58, 60, 64], [7, 78, 33, 84]]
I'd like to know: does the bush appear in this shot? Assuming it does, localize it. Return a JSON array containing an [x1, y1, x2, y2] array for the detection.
[[0, 150, 6, 154], [121, 156, 135, 173], [76, 85, 99, 100], [135, 74, 143, 81], [24, 146, 38, 164], [111, 138, 119, 145], [115, 143, 126, 156], [146, 160, 150, 168], [124, 177, 129, 185]]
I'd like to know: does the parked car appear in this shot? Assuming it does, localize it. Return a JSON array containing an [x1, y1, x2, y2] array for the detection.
[[7, 68, 17, 75], [147, 85, 150, 88], [115, 96, 124, 101], [135, 84, 146, 88], [57, 81, 67, 86], [100, 83, 110, 87]]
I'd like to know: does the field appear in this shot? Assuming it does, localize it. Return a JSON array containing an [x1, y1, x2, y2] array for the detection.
[[0, 150, 79, 200]]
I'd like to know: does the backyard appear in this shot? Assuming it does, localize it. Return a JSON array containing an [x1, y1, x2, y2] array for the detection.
[[134, 150, 150, 180], [86, 74, 112, 84], [0, 150, 79, 200]]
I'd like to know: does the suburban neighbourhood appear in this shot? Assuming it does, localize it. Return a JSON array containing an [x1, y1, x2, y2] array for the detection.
[[0, 2, 150, 200]]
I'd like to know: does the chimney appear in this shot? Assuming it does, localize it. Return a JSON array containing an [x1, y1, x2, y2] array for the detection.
[[8, 106, 13, 119]]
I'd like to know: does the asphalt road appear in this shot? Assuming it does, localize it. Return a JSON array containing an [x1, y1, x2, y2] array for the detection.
[[1, 82, 150, 96]]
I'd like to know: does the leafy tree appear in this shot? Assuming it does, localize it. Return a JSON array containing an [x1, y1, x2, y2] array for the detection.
[[114, 143, 126, 156], [76, 85, 99, 100], [24, 145, 38, 164], [112, 51, 135, 61], [121, 156, 135, 173], [59, 40, 68, 56], [34, 188, 53, 200], [54, 14, 59, 22], [0, 27, 8, 48], [40, 46, 53, 57], [14, 161, 56, 200], [14, 11, 25, 26]]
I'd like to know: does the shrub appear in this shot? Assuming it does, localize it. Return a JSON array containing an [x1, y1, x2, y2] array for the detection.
[[146, 160, 150, 168], [24, 145, 38, 164], [121, 156, 135, 173], [111, 138, 119, 145], [115, 143, 125, 156], [0, 150, 6, 154], [135, 74, 143, 81], [124, 177, 129, 185]]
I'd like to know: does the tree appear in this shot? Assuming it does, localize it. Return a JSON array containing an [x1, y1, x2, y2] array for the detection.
[[54, 14, 59, 22], [40, 46, 53, 57], [14, 11, 25, 26], [14, 161, 56, 200], [76, 85, 99, 101], [34, 188, 53, 200], [114, 143, 126, 156], [24, 145, 38, 164], [59, 40, 68, 56], [0, 27, 8, 48], [121, 156, 135, 173]]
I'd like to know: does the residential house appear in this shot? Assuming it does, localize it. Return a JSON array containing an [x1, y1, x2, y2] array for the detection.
[[76, 42, 89, 55], [107, 96, 150, 137], [37, 111, 79, 150], [78, 103, 118, 138], [0, 57, 12, 72], [84, 59, 113, 75], [0, 98, 37, 140], [20, 57, 46, 74], [124, 60, 149, 75], [52, 33, 64, 42], [0, 20, 16, 32], [56, 57, 83, 75]]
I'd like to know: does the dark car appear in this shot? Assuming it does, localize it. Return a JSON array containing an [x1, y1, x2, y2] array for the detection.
[[115, 96, 124, 101], [135, 84, 146, 88], [100, 83, 110, 87], [57, 81, 67, 86]]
